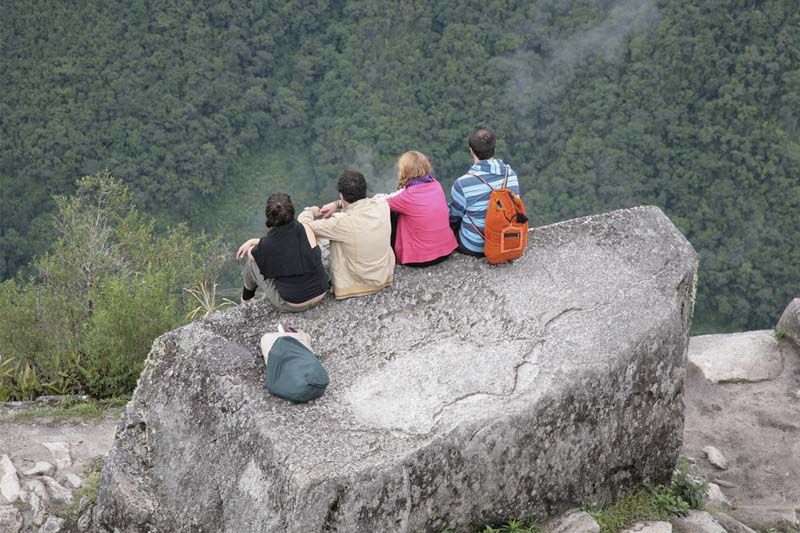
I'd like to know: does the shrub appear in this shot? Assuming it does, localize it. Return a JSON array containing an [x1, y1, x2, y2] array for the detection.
[[0, 172, 227, 400]]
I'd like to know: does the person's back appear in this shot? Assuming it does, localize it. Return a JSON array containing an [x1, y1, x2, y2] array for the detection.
[[299, 171, 395, 299], [386, 151, 456, 266], [449, 128, 520, 256], [326, 197, 394, 291], [237, 193, 330, 312]]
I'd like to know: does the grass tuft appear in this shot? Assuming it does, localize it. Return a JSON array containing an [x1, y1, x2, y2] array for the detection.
[[5, 396, 129, 422]]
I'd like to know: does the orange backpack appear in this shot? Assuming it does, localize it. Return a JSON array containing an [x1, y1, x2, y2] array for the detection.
[[466, 166, 529, 265]]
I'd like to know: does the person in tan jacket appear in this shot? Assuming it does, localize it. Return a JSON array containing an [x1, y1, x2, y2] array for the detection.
[[298, 170, 395, 299]]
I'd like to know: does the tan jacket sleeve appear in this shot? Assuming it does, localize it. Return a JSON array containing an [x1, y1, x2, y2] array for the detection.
[[298, 209, 350, 242]]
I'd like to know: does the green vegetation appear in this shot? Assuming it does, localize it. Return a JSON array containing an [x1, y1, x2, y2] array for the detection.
[[585, 459, 708, 532], [0, 173, 226, 400], [2, 0, 799, 333], [774, 328, 787, 340], [5, 397, 128, 423], [62, 458, 104, 526], [481, 519, 540, 533]]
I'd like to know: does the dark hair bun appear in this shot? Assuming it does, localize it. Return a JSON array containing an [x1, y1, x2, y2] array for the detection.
[[265, 193, 295, 227]]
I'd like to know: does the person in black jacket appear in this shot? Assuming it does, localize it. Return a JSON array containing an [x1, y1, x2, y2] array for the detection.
[[236, 193, 330, 312]]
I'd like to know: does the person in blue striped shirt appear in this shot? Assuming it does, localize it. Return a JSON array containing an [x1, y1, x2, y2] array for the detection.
[[448, 127, 520, 256]]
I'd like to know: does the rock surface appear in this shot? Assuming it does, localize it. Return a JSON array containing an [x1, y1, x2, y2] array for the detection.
[[92, 206, 697, 532], [21, 462, 54, 478], [0, 505, 23, 533], [41, 443, 71, 471], [728, 505, 800, 532], [88, 207, 698, 531], [0, 455, 21, 503], [711, 512, 757, 533], [682, 331, 800, 516], [688, 331, 784, 383], [670, 510, 726, 533], [777, 298, 800, 346], [702, 446, 729, 470], [704, 482, 730, 509], [620, 522, 672, 533], [542, 510, 599, 532], [689, 329, 783, 383]]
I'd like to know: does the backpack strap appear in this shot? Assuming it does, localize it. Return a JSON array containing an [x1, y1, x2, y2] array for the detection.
[[502, 164, 510, 188], [463, 172, 493, 240]]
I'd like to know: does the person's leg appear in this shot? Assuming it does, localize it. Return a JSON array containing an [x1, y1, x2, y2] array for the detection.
[[390, 211, 399, 251], [241, 259, 260, 301], [455, 233, 485, 258], [449, 217, 485, 257], [242, 260, 299, 312]]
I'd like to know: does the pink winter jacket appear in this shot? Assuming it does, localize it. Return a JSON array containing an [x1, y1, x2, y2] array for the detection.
[[386, 179, 457, 264]]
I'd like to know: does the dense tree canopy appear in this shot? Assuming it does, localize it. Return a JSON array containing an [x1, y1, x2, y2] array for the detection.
[[1, 0, 798, 331]]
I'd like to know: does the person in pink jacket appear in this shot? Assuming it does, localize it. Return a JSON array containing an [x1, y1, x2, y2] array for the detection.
[[384, 151, 457, 266]]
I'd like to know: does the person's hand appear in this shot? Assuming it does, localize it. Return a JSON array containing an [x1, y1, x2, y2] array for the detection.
[[319, 201, 339, 218], [236, 238, 259, 261]]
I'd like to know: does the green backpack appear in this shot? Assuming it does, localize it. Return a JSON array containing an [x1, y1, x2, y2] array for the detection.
[[266, 336, 329, 403]]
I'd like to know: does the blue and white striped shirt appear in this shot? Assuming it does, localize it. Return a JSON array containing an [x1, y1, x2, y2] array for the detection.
[[448, 159, 520, 253]]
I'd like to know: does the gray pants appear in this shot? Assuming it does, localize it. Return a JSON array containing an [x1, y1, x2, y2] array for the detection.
[[242, 259, 325, 313]]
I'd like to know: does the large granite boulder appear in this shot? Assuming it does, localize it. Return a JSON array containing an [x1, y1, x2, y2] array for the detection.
[[93, 206, 697, 532], [777, 298, 800, 346]]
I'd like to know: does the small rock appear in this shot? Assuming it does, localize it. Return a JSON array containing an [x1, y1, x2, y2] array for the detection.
[[0, 505, 23, 533], [702, 446, 729, 470], [670, 510, 726, 533], [0, 455, 21, 503], [712, 512, 757, 533], [729, 505, 800, 532], [705, 482, 731, 509], [710, 477, 737, 488], [22, 462, 55, 477], [39, 476, 72, 503], [64, 473, 82, 489], [78, 495, 89, 514], [29, 491, 46, 526], [543, 510, 600, 532], [38, 515, 64, 533], [23, 479, 49, 502], [41, 442, 72, 470], [620, 521, 672, 532], [77, 511, 92, 532]]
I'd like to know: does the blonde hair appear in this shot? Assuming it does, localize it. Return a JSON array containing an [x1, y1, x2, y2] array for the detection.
[[396, 151, 432, 189]]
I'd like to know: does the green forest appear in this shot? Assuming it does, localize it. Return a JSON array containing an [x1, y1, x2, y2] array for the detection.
[[1, 0, 798, 398]]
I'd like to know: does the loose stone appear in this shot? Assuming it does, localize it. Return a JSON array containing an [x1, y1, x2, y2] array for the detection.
[[0, 505, 23, 533], [712, 512, 758, 533], [38, 515, 64, 533], [41, 442, 72, 470], [543, 510, 600, 532], [670, 510, 726, 533], [22, 462, 55, 477], [39, 476, 72, 503], [64, 473, 82, 488], [705, 482, 731, 509], [0, 455, 21, 503], [620, 522, 672, 533], [703, 446, 729, 470]]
